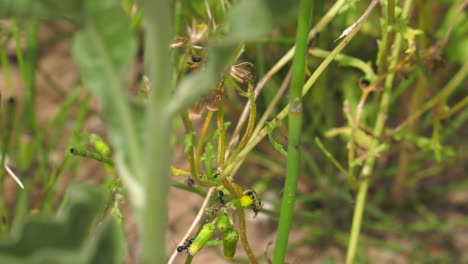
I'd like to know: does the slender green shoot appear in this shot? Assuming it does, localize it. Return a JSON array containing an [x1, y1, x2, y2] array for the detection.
[[272, 0, 312, 262], [139, 0, 173, 263], [69, 147, 114, 166], [346, 1, 412, 263]]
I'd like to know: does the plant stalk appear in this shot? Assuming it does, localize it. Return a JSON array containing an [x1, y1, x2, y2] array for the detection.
[[272, 0, 312, 262], [346, 1, 413, 263], [139, 0, 173, 263]]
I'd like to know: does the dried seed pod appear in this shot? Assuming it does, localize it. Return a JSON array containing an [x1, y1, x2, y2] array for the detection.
[[187, 20, 208, 45], [229, 62, 254, 84], [205, 88, 224, 111], [188, 100, 206, 121], [171, 36, 187, 48]]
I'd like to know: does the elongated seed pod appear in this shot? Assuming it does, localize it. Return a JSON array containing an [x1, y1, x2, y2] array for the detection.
[[188, 223, 215, 256]]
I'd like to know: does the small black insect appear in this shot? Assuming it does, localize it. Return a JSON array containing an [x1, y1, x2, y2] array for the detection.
[[218, 190, 226, 205], [176, 238, 194, 253], [191, 55, 202, 63], [187, 177, 195, 186], [211, 168, 219, 179]]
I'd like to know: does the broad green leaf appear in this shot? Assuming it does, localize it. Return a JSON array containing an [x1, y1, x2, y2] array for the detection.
[[225, 0, 296, 43], [73, 7, 136, 101], [72, 2, 143, 192], [0, 184, 125, 264]]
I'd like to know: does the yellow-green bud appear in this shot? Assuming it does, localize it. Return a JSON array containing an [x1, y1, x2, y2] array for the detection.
[[217, 213, 233, 235], [223, 229, 239, 259], [239, 195, 254, 208], [94, 141, 110, 156], [188, 223, 215, 255]]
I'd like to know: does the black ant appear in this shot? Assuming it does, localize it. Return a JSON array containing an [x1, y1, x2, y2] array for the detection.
[[218, 190, 226, 206], [187, 177, 195, 186], [191, 55, 202, 63], [177, 238, 194, 253], [187, 55, 203, 70], [211, 168, 219, 179]]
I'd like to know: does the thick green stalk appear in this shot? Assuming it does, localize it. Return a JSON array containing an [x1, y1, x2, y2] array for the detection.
[[272, 0, 312, 262], [346, 1, 414, 263], [139, 0, 173, 263]]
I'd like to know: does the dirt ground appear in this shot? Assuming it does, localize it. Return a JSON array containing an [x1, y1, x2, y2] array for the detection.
[[2, 22, 468, 264]]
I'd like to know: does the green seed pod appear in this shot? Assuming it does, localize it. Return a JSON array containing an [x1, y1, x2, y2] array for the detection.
[[188, 223, 215, 256], [223, 229, 239, 259], [217, 213, 233, 235]]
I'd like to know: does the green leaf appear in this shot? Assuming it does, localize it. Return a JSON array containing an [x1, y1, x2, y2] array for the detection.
[[226, 0, 295, 43], [0, 184, 125, 263], [73, 7, 137, 102], [266, 122, 288, 158], [203, 141, 214, 174], [72, 2, 144, 197], [184, 132, 195, 153], [0, 0, 82, 20]]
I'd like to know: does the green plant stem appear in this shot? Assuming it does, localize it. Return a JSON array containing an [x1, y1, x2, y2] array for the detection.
[[0, 97, 17, 233], [217, 103, 226, 166], [69, 147, 114, 166], [392, 3, 434, 205], [438, 96, 468, 120], [0, 49, 13, 95], [393, 61, 468, 133], [196, 111, 214, 166], [227, 0, 346, 155], [21, 21, 39, 133], [222, 180, 258, 263], [315, 137, 348, 176], [223, 83, 256, 167], [272, 0, 312, 262], [139, 0, 173, 263], [219, 1, 376, 183], [346, 1, 413, 263], [308, 48, 375, 81], [376, 0, 395, 74], [251, 68, 292, 141], [181, 113, 203, 185]]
